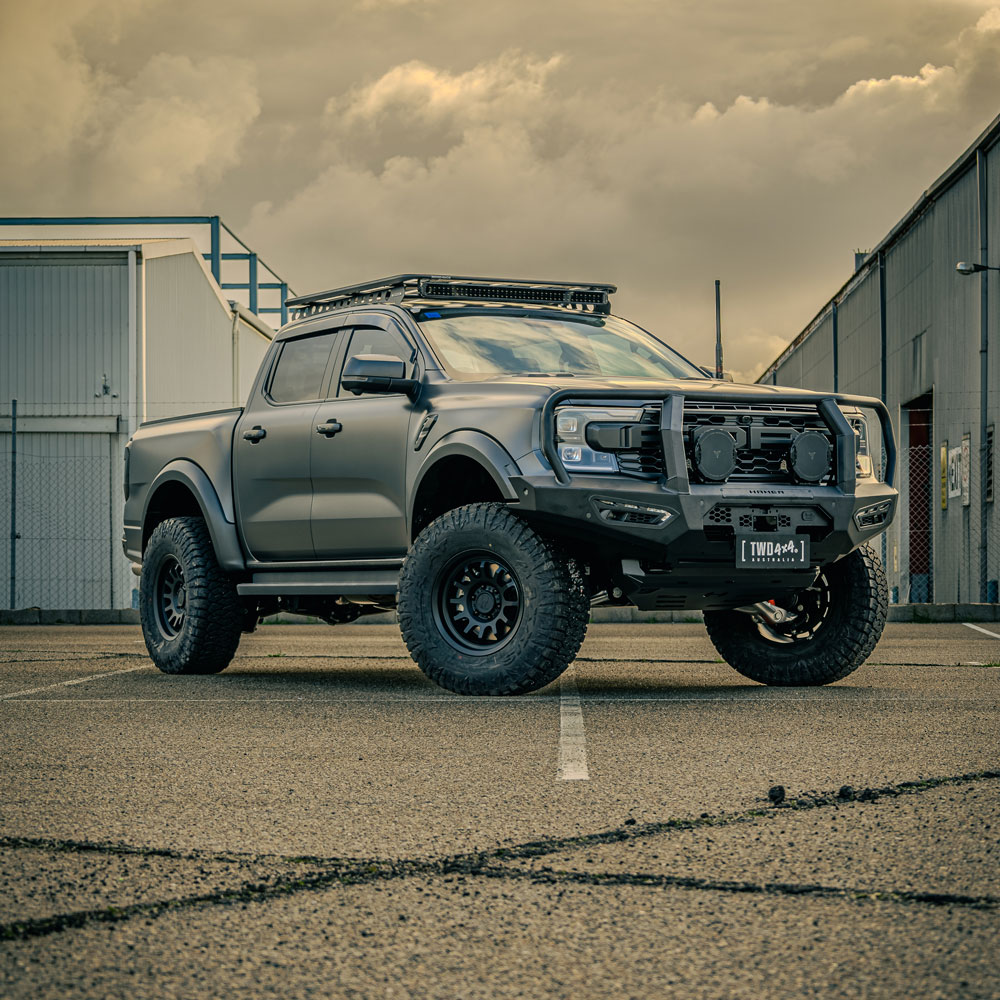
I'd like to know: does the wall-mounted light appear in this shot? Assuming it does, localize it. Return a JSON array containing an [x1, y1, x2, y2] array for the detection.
[[956, 261, 1000, 275]]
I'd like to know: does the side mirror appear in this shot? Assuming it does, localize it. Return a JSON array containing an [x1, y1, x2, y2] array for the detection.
[[342, 354, 419, 398]]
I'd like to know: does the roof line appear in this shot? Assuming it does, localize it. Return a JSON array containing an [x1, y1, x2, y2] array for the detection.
[[756, 110, 1000, 382]]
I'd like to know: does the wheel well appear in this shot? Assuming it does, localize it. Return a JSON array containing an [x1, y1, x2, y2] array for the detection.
[[142, 481, 203, 551], [411, 456, 505, 539]]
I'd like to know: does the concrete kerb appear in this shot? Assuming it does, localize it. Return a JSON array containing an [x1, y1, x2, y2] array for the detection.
[[2, 605, 997, 625]]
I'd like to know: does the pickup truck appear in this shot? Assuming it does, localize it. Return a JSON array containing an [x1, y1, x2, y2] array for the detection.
[[123, 274, 897, 695]]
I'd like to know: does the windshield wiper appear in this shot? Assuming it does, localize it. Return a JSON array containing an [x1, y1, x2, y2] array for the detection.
[[518, 371, 578, 377]]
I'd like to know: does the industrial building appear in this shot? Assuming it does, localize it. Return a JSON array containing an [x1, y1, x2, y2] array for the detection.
[[1, 219, 287, 611], [758, 113, 1000, 605]]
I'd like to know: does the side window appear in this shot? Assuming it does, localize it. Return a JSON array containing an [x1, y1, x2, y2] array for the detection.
[[268, 332, 338, 404], [337, 326, 414, 396]]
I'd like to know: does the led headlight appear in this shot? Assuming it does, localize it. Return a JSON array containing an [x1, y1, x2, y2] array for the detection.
[[554, 406, 644, 473], [851, 416, 874, 478]]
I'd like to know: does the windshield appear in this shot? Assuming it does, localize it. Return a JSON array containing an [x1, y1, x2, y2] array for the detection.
[[415, 311, 705, 380]]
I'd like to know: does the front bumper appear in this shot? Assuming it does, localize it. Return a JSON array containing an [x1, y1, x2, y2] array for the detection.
[[510, 473, 897, 611]]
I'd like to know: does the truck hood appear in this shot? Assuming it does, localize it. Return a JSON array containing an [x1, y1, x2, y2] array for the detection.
[[480, 374, 855, 403]]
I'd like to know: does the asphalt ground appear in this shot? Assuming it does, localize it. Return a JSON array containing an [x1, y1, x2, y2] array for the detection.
[[0, 622, 998, 999]]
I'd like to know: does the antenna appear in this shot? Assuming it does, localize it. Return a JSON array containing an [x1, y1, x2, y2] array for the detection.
[[714, 279, 723, 379]]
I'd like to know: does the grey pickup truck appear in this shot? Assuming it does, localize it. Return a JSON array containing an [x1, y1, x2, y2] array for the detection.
[[123, 274, 897, 695]]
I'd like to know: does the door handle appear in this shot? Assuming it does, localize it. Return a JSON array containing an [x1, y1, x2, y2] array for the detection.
[[315, 419, 343, 437], [243, 426, 266, 443]]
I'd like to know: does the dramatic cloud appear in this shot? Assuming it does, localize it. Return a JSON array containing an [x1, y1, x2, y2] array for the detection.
[[2, 0, 999, 377], [0, 0, 260, 211], [249, 9, 1000, 379]]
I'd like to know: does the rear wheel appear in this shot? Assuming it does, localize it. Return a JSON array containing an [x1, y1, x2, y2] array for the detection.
[[398, 503, 589, 695], [703, 544, 887, 686], [139, 516, 243, 675]]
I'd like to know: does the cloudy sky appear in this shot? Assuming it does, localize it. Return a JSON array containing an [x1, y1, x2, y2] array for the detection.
[[3, 0, 999, 380]]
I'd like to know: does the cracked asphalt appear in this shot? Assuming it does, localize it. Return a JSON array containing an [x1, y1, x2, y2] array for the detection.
[[1, 622, 998, 999]]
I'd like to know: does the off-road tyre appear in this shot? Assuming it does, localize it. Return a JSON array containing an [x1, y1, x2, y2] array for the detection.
[[398, 503, 590, 695], [703, 544, 887, 686], [139, 516, 243, 675]]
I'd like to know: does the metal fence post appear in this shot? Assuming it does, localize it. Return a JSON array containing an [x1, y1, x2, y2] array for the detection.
[[8, 398, 16, 609]]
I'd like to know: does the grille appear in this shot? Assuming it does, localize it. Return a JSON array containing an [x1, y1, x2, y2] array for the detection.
[[616, 405, 664, 477], [684, 402, 833, 484]]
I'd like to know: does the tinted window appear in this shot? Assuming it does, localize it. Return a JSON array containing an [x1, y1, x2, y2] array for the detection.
[[269, 333, 337, 403], [415, 313, 704, 380]]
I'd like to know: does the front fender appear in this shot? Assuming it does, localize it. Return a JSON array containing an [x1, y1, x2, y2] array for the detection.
[[141, 460, 245, 572], [411, 431, 522, 507]]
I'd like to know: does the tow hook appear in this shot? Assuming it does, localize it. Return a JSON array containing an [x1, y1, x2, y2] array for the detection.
[[735, 601, 798, 626]]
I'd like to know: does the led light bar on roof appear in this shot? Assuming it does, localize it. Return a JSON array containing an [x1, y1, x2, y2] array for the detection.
[[285, 274, 617, 317]]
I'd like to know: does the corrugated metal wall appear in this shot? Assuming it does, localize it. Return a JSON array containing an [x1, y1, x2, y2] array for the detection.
[[1, 243, 273, 609], [144, 252, 271, 420], [763, 130, 1000, 604], [0, 254, 129, 416]]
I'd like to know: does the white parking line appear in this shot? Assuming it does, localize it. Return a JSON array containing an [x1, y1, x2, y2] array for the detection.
[[0, 664, 150, 700], [558, 667, 589, 781], [962, 622, 1000, 640]]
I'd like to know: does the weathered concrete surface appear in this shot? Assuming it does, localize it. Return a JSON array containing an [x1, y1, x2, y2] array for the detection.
[[1, 624, 998, 999]]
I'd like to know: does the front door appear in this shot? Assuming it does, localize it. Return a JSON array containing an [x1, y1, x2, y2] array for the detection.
[[235, 328, 341, 561], [310, 323, 415, 558]]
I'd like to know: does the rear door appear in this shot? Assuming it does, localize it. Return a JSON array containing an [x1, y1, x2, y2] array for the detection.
[[234, 328, 342, 561], [309, 321, 416, 558]]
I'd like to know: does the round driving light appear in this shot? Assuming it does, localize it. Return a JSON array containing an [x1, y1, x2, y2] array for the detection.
[[694, 428, 737, 482], [789, 431, 831, 482]]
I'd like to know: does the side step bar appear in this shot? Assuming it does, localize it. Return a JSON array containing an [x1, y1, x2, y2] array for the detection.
[[237, 569, 399, 596]]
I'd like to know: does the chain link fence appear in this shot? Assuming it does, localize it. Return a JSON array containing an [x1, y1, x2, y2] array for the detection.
[[2, 428, 129, 610]]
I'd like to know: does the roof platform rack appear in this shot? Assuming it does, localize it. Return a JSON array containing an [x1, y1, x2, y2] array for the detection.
[[285, 274, 617, 317]]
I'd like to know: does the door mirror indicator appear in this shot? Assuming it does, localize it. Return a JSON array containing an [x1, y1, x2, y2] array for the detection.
[[342, 354, 418, 398]]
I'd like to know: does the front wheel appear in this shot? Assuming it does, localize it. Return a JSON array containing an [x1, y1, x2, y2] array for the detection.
[[398, 503, 589, 695], [704, 544, 888, 686]]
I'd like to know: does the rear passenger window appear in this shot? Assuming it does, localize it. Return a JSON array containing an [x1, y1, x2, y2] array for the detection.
[[268, 333, 337, 403]]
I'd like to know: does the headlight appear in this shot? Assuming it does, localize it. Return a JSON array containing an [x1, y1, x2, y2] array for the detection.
[[554, 405, 644, 473], [851, 416, 874, 479]]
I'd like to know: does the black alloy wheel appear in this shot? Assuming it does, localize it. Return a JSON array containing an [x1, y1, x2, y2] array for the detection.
[[139, 516, 244, 675], [398, 503, 590, 695], [434, 553, 523, 653], [154, 555, 188, 639], [752, 571, 832, 645], [703, 544, 887, 686]]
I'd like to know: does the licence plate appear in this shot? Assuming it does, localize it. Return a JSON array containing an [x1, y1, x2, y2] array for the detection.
[[735, 534, 810, 568]]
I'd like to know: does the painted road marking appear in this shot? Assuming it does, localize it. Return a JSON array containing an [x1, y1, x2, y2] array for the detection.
[[558, 667, 589, 781], [0, 664, 150, 700], [0, 693, 992, 706], [962, 622, 1000, 640]]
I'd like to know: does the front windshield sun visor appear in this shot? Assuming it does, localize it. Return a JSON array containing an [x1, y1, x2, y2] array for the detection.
[[414, 310, 706, 382]]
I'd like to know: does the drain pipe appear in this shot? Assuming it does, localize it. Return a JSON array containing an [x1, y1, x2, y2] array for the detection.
[[228, 301, 276, 407], [977, 148, 990, 602]]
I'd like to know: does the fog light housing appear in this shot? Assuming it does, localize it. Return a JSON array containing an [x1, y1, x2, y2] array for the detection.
[[789, 430, 832, 483], [694, 428, 737, 481], [854, 499, 892, 529]]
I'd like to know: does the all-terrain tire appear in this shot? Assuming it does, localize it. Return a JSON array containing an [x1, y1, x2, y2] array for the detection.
[[139, 516, 243, 675], [398, 503, 590, 695], [703, 544, 888, 686]]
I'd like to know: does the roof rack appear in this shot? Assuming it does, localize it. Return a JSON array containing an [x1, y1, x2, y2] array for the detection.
[[285, 274, 617, 317]]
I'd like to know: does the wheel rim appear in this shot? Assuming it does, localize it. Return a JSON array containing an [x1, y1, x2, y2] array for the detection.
[[756, 572, 832, 644], [154, 555, 188, 639], [434, 552, 523, 654]]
